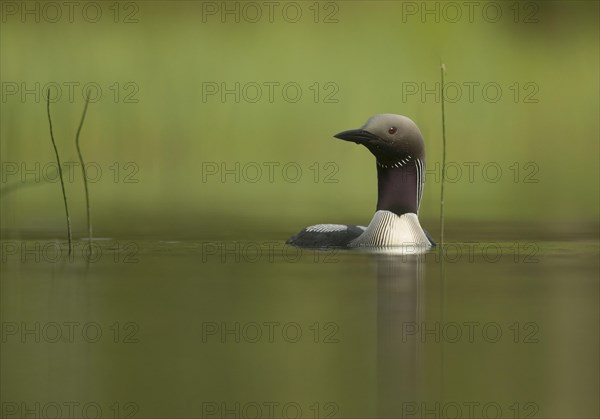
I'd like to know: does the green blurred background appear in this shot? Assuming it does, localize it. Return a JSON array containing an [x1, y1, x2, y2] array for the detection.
[[1, 1, 598, 238], [1, 3, 599, 419]]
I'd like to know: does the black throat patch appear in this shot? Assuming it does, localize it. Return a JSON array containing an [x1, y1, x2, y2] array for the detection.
[[375, 159, 424, 215]]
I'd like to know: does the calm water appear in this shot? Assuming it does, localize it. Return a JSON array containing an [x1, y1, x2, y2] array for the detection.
[[1, 235, 598, 419]]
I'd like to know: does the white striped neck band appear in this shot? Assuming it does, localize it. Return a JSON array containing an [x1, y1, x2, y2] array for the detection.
[[376, 155, 413, 169]]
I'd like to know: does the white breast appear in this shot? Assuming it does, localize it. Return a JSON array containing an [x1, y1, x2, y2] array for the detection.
[[349, 210, 432, 248]]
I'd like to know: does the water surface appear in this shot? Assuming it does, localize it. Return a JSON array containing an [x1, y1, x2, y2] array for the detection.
[[1, 234, 598, 419]]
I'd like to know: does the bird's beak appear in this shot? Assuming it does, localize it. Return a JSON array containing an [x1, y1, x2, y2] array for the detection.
[[334, 129, 380, 145]]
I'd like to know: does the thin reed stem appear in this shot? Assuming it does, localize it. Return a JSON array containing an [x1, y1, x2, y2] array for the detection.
[[47, 89, 72, 255], [440, 64, 447, 249], [76, 90, 92, 246]]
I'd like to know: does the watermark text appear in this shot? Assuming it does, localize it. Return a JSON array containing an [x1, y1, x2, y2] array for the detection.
[[1, 1, 140, 23], [201, 321, 340, 344]]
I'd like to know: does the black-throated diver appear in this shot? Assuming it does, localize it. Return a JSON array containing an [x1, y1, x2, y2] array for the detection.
[[287, 114, 435, 248]]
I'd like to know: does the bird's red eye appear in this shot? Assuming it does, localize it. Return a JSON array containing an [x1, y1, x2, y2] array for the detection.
[[388, 127, 397, 135]]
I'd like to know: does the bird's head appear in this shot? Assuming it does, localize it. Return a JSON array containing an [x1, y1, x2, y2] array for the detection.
[[334, 114, 425, 166]]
